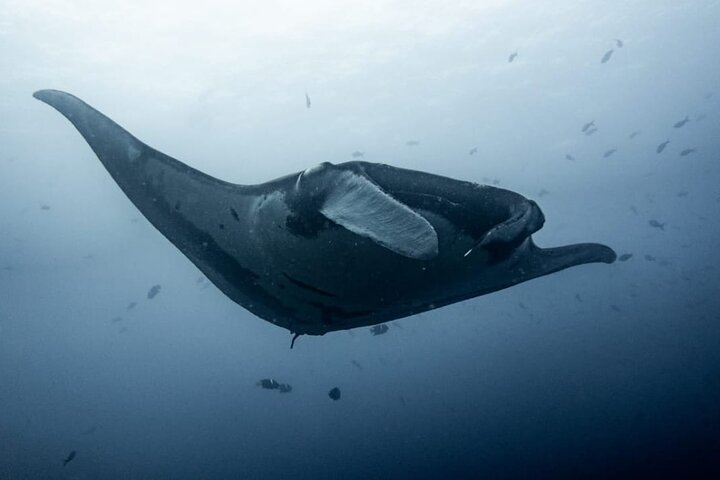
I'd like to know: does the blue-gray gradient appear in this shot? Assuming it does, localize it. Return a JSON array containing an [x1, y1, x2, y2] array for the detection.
[[1, 1, 719, 478]]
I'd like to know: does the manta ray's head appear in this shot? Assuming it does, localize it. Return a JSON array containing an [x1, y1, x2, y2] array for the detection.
[[288, 161, 614, 306], [280, 160, 616, 335], [343, 160, 616, 297]]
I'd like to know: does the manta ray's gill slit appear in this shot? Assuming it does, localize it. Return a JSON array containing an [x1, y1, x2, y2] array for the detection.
[[282, 272, 337, 298]]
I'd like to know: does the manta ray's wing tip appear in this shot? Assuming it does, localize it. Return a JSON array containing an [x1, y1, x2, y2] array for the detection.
[[599, 244, 617, 264], [33, 89, 72, 105], [578, 243, 616, 264], [33, 89, 53, 101], [533, 241, 617, 272]]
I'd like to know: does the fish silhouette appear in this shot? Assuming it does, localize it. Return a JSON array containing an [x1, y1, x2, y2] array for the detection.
[[673, 116, 689, 128], [601, 49, 614, 63]]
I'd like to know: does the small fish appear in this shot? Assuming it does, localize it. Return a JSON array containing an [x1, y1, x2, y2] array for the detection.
[[518, 302, 527, 310], [406, 140, 420, 146], [328, 387, 341, 401], [703, 92, 713, 100], [676, 191, 689, 198], [575, 293, 582, 302], [256, 378, 291, 393], [110, 316, 123, 323], [695, 113, 706, 122], [118, 327, 128, 334], [351, 360, 363, 370], [81, 426, 97, 435], [351, 151, 364, 159], [305, 92, 311, 109], [581, 120, 595, 133], [656, 140, 670, 154], [469, 147, 478, 155], [644, 254, 656, 262], [614, 38, 624, 48], [585, 127, 598, 136], [538, 189, 549, 197], [196, 276, 205, 284], [618, 253, 633, 262], [629, 130, 640, 139], [40, 204, 51, 210], [611, 305, 621, 312], [629, 205, 638, 215], [673, 116, 689, 128], [126, 302, 137, 310], [601, 49, 614, 64], [603, 149, 617, 158], [257, 378, 280, 390], [63, 451, 76, 467], [648, 219, 665, 230], [565, 153, 576, 161], [679, 148, 696, 157], [147, 284, 161, 299], [508, 51, 518, 63], [370, 324, 389, 336]]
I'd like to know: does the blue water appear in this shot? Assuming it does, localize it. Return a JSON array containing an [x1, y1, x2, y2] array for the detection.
[[1, 1, 719, 478]]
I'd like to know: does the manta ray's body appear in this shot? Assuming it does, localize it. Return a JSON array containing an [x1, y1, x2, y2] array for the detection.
[[34, 90, 615, 338]]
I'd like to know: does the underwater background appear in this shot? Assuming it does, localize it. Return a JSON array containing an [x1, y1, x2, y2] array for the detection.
[[1, 0, 719, 478]]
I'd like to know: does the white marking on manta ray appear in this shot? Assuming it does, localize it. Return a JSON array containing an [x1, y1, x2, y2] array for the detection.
[[320, 170, 439, 260]]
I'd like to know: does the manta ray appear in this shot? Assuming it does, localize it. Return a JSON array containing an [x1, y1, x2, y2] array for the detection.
[[34, 90, 616, 344]]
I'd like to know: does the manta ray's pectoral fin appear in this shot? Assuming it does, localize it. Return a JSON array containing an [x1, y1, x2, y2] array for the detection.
[[319, 170, 439, 260], [464, 200, 545, 257], [521, 239, 617, 280]]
